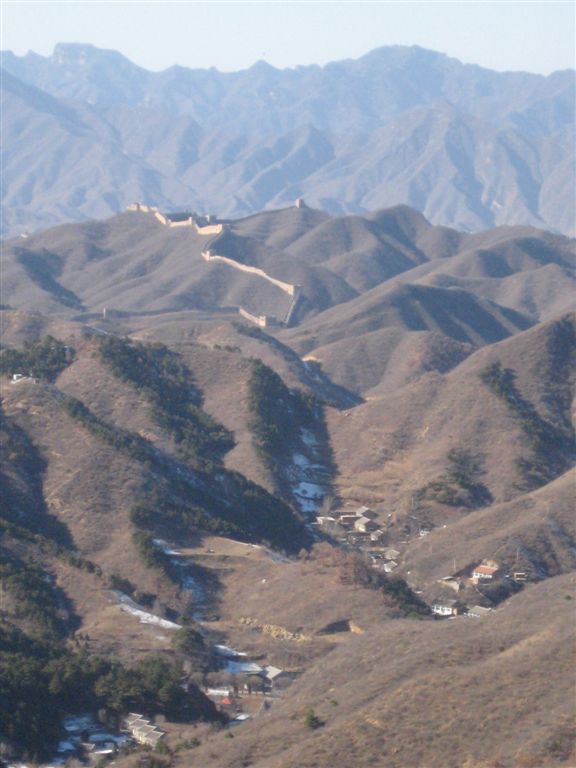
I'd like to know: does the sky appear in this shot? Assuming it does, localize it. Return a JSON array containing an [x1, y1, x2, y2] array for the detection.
[[1, 1, 575, 75]]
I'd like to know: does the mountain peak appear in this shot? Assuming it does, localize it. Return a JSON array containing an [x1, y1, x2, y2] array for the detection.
[[52, 42, 126, 62]]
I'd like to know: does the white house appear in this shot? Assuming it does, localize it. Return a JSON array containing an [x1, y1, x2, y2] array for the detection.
[[432, 599, 462, 617], [315, 516, 336, 526], [124, 714, 165, 747]]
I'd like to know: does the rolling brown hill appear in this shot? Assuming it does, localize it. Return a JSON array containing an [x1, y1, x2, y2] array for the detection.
[[403, 468, 576, 589], [0, 319, 317, 653], [1, 203, 575, 766], [326, 314, 575, 515], [154, 572, 576, 768], [2, 205, 573, 337]]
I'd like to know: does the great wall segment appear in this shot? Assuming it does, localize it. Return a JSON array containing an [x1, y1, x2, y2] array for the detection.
[[127, 202, 303, 326], [126, 202, 226, 235]]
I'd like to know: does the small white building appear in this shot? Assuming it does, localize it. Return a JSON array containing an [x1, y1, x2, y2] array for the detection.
[[432, 599, 462, 617], [315, 516, 336, 526], [124, 713, 165, 748]]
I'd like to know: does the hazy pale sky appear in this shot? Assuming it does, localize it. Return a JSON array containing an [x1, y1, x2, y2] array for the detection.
[[2, 1, 574, 75]]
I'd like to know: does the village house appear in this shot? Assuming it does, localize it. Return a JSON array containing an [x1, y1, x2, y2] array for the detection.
[[124, 713, 165, 748], [383, 547, 401, 561], [437, 576, 464, 593], [354, 517, 380, 533], [315, 515, 337, 526], [383, 560, 399, 573], [262, 665, 287, 686], [136, 729, 165, 748], [512, 571, 528, 582], [355, 506, 378, 520], [467, 605, 493, 618], [369, 529, 386, 544], [471, 564, 500, 583], [338, 514, 360, 527], [431, 599, 464, 617]]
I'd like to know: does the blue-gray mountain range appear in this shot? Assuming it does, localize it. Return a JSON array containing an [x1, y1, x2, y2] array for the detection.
[[1, 43, 574, 237]]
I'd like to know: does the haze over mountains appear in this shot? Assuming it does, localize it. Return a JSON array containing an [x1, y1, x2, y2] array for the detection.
[[1, 43, 575, 238], [1, 33, 576, 766]]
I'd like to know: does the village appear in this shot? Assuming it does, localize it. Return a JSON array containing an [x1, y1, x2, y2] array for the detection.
[[313, 505, 527, 619], [1, 291, 534, 768], [29, 504, 529, 767], [22, 635, 294, 768]]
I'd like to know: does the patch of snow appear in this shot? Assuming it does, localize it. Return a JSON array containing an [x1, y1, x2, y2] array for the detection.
[[56, 741, 74, 753], [94, 747, 115, 755], [153, 538, 183, 556], [88, 733, 117, 744], [292, 452, 312, 468], [114, 591, 181, 630], [293, 481, 324, 498], [87, 732, 129, 747], [214, 644, 247, 658], [297, 497, 320, 513], [300, 428, 319, 447], [169, 559, 207, 620], [63, 714, 98, 733], [225, 660, 263, 674]]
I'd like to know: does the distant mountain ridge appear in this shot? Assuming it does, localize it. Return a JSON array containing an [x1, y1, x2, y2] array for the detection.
[[1, 43, 574, 237]]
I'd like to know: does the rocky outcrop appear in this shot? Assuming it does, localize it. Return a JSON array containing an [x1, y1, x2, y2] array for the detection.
[[239, 616, 312, 642]]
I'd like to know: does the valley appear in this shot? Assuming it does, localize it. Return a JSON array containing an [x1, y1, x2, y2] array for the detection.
[[0, 202, 574, 768]]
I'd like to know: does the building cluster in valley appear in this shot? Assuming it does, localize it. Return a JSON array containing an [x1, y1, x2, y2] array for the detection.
[[196, 644, 295, 724], [316, 505, 390, 549], [315, 505, 529, 619]]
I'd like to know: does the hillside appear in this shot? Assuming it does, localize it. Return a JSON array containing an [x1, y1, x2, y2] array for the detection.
[[1, 44, 575, 237], [2, 206, 573, 337], [0, 203, 575, 766], [158, 572, 576, 768], [326, 314, 575, 516]]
